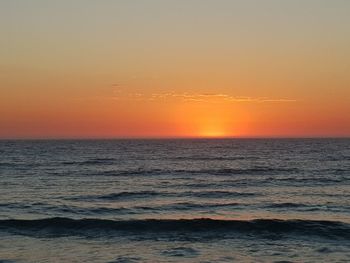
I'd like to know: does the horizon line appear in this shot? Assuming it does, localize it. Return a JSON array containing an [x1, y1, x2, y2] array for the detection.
[[0, 135, 349, 140]]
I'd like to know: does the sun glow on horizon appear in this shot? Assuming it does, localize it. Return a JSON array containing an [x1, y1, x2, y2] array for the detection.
[[197, 119, 231, 138], [198, 129, 229, 138], [172, 100, 240, 138]]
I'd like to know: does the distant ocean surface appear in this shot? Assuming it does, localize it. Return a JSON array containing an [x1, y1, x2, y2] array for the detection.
[[0, 139, 349, 262]]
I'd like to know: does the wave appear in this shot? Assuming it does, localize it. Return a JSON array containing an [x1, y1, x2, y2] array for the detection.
[[72, 190, 258, 201], [1, 218, 349, 239], [265, 203, 311, 209], [197, 167, 299, 175], [94, 191, 161, 200], [263, 203, 348, 212], [276, 176, 349, 184], [145, 202, 241, 211], [187, 190, 258, 198], [62, 158, 116, 166], [0, 162, 40, 169], [170, 156, 255, 161], [0, 162, 14, 167], [92, 167, 300, 177]]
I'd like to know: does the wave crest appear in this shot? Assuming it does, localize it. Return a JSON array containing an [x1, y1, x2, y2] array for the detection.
[[1, 218, 349, 239]]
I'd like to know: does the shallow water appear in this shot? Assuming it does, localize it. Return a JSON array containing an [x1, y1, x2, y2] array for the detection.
[[0, 139, 349, 262]]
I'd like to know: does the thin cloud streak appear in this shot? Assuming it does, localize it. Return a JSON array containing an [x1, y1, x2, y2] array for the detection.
[[111, 91, 296, 103]]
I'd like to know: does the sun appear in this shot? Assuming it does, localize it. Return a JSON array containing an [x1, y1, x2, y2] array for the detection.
[[198, 124, 229, 138], [173, 100, 238, 138]]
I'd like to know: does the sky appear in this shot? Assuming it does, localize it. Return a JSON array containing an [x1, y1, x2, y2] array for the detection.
[[1, 0, 349, 138]]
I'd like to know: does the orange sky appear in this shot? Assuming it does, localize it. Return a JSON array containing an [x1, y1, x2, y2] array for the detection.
[[1, 1, 349, 138]]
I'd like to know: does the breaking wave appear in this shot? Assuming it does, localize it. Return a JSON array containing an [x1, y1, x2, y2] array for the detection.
[[1, 218, 349, 239]]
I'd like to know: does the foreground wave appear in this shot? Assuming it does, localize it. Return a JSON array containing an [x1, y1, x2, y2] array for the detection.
[[1, 217, 349, 239]]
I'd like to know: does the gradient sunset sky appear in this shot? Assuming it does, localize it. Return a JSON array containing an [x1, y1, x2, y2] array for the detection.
[[1, 0, 349, 138]]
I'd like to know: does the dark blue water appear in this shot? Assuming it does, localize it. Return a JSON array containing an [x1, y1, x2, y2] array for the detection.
[[0, 139, 349, 262]]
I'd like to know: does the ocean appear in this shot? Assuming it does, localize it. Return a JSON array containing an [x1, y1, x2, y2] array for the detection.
[[0, 139, 349, 262]]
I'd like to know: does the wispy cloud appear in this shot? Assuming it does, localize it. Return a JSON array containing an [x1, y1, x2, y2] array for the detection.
[[112, 91, 296, 103]]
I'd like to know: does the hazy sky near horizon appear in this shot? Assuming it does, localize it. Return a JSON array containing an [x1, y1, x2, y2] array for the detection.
[[1, 0, 350, 138]]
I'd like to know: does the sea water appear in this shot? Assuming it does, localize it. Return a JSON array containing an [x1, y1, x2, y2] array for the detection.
[[0, 139, 349, 262]]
